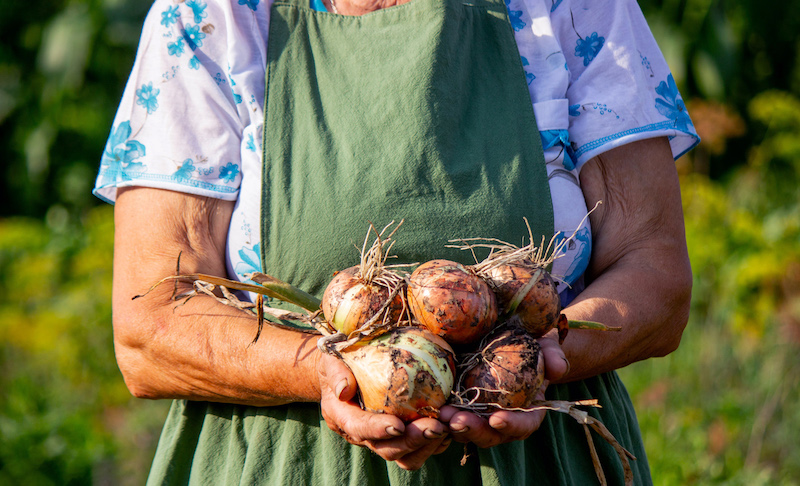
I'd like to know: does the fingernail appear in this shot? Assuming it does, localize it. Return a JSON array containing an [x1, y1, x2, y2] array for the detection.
[[386, 425, 403, 437], [489, 418, 507, 430], [562, 357, 571, 375], [450, 423, 469, 433], [423, 429, 445, 440], [334, 380, 348, 400]]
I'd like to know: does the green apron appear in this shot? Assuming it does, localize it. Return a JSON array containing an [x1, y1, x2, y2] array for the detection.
[[259, 0, 553, 300], [145, 0, 653, 483]]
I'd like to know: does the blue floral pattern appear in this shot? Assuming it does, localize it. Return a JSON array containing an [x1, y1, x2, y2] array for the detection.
[[100, 121, 147, 179], [161, 5, 180, 27], [182, 24, 206, 51], [575, 32, 604, 66], [553, 226, 591, 285], [505, 1, 526, 32], [655, 74, 693, 131], [135, 83, 160, 114], [174, 159, 197, 180], [219, 162, 240, 183], [521, 56, 535, 85], [168, 37, 185, 57], [238, 0, 259, 11], [186, 0, 208, 24], [235, 243, 262, 278]]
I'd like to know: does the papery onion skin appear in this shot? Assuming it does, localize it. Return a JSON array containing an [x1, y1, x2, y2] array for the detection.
[[486, 265, 561, 338], [321, 266, 404, 336], [462, 325, 545, 409], [339, 327, 456, 421], [407, 260, 498, 345]]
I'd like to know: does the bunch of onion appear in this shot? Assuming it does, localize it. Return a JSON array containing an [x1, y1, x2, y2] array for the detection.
[[406, 259, 498, 346], [320, 221, 412, 346], [316, 223, 459, 420], [337, 326, 457, 421]]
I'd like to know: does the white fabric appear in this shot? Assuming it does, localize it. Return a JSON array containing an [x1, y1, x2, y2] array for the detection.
[[94, 0, 698, 296]]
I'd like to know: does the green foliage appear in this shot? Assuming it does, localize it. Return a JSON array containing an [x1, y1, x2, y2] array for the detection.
[[619, 89, 800, 484], [0, 206, 168, 485], [0, 0, 149, 219]]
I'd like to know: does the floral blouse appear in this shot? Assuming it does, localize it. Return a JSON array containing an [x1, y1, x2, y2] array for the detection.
[[94, 0, 698, 300]]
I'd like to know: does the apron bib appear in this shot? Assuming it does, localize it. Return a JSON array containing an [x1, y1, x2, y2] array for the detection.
[[260, 0, 553, 301]]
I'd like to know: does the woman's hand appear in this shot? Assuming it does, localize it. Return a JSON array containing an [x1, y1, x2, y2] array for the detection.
[[439, 330, 568, 448], [318, 353, 450, 470]]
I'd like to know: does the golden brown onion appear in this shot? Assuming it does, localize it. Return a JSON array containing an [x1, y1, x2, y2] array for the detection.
[[321, 266, 404, 336], [338, 327, 456, 421], [407, 260, 498, 345], [486, 265, 561, 337]]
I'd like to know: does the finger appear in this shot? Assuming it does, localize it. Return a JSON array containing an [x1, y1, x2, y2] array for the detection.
[[318, 354, 406, 443], [539, 330, 569, 381], [367, 418, 447, 467], [394, 436, 449, 471], [433, 437, 453, 455], [438, 405, 460, 423], [445, 410, 502, 447], [446, 408, 546, 449], [321, 395, 406, 444], [486, 409, 546, 441]]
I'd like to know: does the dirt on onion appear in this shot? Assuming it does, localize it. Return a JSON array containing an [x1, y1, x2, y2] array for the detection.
[[319, 221, 409, 340], [321, 265, 405, 336], [457, 324, 545, 410]]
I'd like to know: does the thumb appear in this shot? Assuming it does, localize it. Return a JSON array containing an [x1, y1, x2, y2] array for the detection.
[[319, 353, 357, 401], [540, 329, 569, 382]]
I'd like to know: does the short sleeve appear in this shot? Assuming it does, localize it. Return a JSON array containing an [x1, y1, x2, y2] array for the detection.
[[93, 0, 255, 203], [552, 0, 699, 167]]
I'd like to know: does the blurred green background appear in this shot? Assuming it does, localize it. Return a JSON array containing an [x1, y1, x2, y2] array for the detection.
[[1, 0, 799, 484]]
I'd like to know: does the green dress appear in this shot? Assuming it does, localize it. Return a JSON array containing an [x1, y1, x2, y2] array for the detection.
[[146, 0, 653, 483]]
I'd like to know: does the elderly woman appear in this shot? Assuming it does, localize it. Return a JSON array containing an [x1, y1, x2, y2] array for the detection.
[[96, 0, 698, 482]]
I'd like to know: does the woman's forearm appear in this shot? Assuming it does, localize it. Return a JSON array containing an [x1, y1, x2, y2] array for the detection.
[[558, 248, 691, 382], [556, 136, 692, 382], [114, 285, 322, 406], [112, 187, 322, 406]]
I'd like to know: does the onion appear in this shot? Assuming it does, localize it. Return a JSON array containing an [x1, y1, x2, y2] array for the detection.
[[460, 325, 545, 409], [338, 327, 456, 421], [321, 266, 404, 336], [407, 259, 498, 346], [486, 265, 561, 338], [320, 222, 408, 337]]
